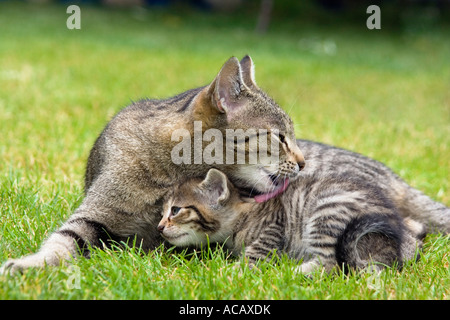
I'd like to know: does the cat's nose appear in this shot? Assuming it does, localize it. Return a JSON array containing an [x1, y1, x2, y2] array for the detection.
[[157, 224, 165, 232], [294, 148, 305, 172], [297, 160, 306, 171]]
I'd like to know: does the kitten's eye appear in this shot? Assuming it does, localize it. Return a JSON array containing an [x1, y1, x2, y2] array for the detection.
[[171, 206, 181, 216], [278, 134, 286, 144]]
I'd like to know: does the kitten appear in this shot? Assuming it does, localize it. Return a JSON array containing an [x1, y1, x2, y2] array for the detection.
[[1, 56, 305, 274], [158, 167, 446, 273]]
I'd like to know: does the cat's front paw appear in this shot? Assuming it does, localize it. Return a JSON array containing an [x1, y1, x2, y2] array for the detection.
[[0, 254, 48, 275], [0, 259, 27, 275]]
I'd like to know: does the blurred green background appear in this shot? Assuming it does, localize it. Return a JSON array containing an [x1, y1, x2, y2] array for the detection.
[[1, 0, 448, 194]]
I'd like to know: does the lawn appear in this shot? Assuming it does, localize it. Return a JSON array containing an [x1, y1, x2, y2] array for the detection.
[[0, 2, 449, 300]]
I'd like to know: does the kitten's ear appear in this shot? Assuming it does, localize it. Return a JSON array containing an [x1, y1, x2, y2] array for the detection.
[[208, 56, 248, 115], [240, 55, 257, 89], [200, 169, 230, 205]]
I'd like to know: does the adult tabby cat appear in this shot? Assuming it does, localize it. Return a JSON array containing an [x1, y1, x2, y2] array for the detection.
[[1, 56, 306, 274], [159, 167, 447, 273]]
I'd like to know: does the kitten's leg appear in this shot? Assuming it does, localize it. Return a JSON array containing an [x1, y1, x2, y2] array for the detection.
[[294, 222, 342, 275], [239, 219, 284, 268], [296, 258, 320, 274], [295, 256, 337, 275]]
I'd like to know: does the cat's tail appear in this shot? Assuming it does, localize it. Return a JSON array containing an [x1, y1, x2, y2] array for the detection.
[[336, 214, 423, 271], [393, 179, 450, 234]]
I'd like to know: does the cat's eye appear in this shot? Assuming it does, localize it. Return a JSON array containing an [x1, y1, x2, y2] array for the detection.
[[278, 134, 286, 144], [171, 206, 181, 216]]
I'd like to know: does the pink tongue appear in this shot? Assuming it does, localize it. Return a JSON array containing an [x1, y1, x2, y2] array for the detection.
[[254, 178, 289, 203]]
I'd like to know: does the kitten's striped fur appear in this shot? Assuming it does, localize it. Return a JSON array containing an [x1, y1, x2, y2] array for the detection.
[[3, 55, 448, 275], [159, 162, 447, 273]]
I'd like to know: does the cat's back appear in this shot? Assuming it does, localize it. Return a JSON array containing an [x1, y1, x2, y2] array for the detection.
[[297, 139, 399, 184], [110, 86, 204, 130], [85, 87, 204, 191]]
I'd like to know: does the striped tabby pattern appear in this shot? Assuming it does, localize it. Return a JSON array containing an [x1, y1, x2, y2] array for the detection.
[[159, 166, 448, 273], [3, 55, 448, 275], [1, 56, 305, 274]]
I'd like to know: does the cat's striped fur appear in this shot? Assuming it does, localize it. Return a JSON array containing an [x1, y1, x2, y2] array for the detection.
[[297, 139, 450, 234], [159, 163, 447, 273], [3, 55, 448, 275], [1, 56, 306, 274]]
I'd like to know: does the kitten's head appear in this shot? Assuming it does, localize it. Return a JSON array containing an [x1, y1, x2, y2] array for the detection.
[[196, 56, 305, 202], [158, 169, 240, 247]]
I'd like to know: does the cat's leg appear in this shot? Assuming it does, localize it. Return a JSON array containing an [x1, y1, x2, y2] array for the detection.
[[295, 258, 321, 274], [399, 220, 424, 264], [238, 220, 285, 269], [1, 233, 75, 274], [295, 255, 337, 275], [242, 244, 278, 268], [1, 201, 114, 274], [392, 179, 450, 234], [293, 222, 342, 275], [1, 197, 160, 275]]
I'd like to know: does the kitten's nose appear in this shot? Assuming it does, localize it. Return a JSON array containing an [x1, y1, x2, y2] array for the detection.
[[157, 224, 165, 232]]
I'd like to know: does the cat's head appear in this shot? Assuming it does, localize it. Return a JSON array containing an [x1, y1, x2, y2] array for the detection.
[[158, 169, 240, 247], [194, 56, 305, 202]]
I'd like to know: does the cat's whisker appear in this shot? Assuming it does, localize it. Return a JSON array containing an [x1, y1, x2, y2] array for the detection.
[[248, 172, 272, 197], [284, 96, 299, 117]]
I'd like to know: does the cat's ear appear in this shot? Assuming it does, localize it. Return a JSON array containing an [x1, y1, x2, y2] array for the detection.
[[200, 169, 230, 205], [240, 55, 257, 89], [208, 56, 248, 115]]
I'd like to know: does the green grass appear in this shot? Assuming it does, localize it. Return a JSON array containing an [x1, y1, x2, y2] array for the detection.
[[0, 2, 449, 300]]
